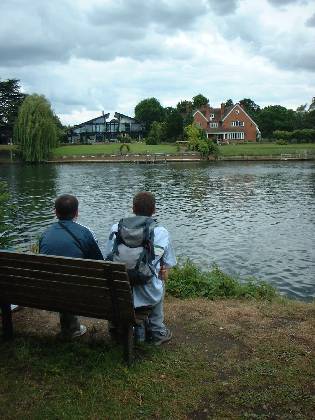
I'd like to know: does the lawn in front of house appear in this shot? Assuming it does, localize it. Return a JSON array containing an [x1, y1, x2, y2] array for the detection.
[[219, 142, 315, 156], [52, 143, 178, 157]]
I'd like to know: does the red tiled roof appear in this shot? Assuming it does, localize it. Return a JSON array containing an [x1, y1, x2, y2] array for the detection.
[[197, 105, 234, 121]]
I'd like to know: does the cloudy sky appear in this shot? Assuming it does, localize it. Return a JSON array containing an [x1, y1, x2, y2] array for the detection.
[[0, 0, 314, 125]]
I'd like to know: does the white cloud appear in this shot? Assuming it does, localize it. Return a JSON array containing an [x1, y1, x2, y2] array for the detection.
[[0, 0, 314, 124]]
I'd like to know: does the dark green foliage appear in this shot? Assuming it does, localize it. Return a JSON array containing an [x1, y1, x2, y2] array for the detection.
[[198, 139, 219, 158], [192, 94, 209, 109], [167, 260, 277, 300], [134, 98, 164, 132], [239, 98, 260, 117], [146, 121, 166, 144], [14, 94, 58, 162], [0, 79, 26, 144], [176, 100, 193, 127], [225, 99, 234, 107], [273, 129, 315, 143], [257, 105, 296, 138], [0, 181, 10, 247], [184, 124, 219, 158], [164, 108, 183, 141]]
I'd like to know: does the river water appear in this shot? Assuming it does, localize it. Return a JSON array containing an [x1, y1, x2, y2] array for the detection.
[[0, 161, 314, 300]]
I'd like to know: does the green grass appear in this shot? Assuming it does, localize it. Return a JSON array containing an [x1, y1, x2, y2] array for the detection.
[[52, 143, 178, 157], [167, 260, 277, 300], [3, 142, 315, 159], [1, 297, 314, 419], [219, 142, 315, 156]]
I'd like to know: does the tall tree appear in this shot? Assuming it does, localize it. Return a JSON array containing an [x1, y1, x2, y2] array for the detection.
[[0, 79, 26, 144], [146, 121, 166, 145], [164, 108, 183, 141], [192, 94, 209, 109], [176, 100, 193, 127], [225, 99, 234, 107], [239, 98, 261, 119], [258, 105, 295, 138], [14, 94, 58, 162], [134, 97, 164, 132]]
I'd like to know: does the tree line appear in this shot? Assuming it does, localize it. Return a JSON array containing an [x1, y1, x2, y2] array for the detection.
[[134, 95, 315, 143], [1, 77, 315, 162]]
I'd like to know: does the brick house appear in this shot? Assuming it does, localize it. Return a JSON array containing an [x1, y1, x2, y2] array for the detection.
[[193, 103, 260, 142]]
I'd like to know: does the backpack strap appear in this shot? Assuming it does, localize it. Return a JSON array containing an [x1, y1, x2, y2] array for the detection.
[[58, 221, 86, 257]]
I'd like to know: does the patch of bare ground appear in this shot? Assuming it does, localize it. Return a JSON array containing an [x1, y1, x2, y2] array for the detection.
[[5, 296, 315, 419]]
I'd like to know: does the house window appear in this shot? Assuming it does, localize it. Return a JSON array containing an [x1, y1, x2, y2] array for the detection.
[[210, 113, 215, 118], [227, 132, 244, 140], [209, 122, 218, 128], [231, 121, 244, 127]]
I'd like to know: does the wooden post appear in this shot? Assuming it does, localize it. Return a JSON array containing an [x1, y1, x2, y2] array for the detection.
[[1, 303, 13, 339], [123, 324, 134, 366]]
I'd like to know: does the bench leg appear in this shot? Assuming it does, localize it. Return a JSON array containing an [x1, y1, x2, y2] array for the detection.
[[122, 324, 134, 366], [1, 304, 13, 339]]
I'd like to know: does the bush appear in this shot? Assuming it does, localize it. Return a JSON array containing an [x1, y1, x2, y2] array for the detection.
[[146, 121, 166, 145], [276, 139, 288, 145], [167, 259, 277, 300], [119, 143, 130, 154], [117, 134, 132, 143]]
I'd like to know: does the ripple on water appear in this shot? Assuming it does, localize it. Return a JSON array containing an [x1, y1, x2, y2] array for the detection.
[[1, 161, 314, 300]]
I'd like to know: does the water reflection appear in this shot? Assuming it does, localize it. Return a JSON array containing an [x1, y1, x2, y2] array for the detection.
[[0, 161, 314, 300]]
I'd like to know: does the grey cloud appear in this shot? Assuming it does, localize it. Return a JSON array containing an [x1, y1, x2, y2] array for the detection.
[[306, 13, 315, 27], [88, 0, 206, 32], [207, 0, 240, 16], [217, 9, 315, 73], [0, 0, 204, 67], [267, 0, 309, 5]]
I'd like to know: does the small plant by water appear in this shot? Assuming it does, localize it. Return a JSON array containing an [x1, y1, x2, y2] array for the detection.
[[167, 259, 277, 300]]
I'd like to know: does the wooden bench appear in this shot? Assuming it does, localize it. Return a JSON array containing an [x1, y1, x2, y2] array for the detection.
[[0, 250, 150, 365]]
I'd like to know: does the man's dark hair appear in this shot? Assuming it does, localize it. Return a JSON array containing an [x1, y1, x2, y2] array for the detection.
[[133, 191, 155, 217], [54, 194, 78, 220]]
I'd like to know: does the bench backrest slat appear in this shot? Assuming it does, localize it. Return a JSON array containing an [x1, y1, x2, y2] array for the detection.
[[0, 251, 126, 271]]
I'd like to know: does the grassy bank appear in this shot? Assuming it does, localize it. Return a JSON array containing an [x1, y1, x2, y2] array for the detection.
[[52, 143, 178, 157], [50, 142, 315, 158], [2, 143, 315, 159], [219, 142, 315, 157], [1, 262, 314, 418], [1, 296, 314, 419]]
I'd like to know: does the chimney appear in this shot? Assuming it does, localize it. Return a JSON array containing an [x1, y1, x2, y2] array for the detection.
[[220, 103, 225, 119]]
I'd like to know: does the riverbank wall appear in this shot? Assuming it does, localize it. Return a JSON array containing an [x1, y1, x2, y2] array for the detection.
[[46, 152, 315, 163], [2, 152, 315, 164]]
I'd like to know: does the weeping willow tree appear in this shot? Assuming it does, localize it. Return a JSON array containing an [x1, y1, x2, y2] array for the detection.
[[14, 94, 58, 162]]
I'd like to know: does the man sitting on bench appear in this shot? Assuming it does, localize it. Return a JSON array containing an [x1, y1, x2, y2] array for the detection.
[[39, 194, 103, 338]]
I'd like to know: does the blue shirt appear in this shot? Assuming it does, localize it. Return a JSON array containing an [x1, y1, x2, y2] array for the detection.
[[105, 223, 176, 307], [40, 219, 103, 260]]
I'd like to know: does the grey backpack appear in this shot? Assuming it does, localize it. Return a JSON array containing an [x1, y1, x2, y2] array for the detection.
[[107, 216, 157, 286]]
